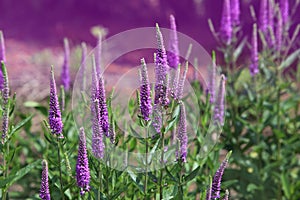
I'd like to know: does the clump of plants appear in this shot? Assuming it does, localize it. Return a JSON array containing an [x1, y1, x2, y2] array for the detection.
[[0, 0, 299, 199]]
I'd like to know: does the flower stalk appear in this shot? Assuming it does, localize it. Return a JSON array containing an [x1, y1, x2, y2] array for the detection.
[[40, 160, 51, 200], [60, 38, 71, 91]]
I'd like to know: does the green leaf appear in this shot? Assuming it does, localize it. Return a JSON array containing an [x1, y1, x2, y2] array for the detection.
[[279, 49, 300, 70], [23, 101, 41, 107], [0, 159, 41, 188], [8, 115, 33, 138], [172, 104, 180, 119], [111, 183, 130, 199], [243, 83, 255, 102], [165, 117, 177, 133], [233, 37, 247, 62], [6, 146, 21, 164], [129, 125, 142, 139], [163, 184, 177, 200], [148, 139, 160, 165], [281, 173, 291, 199], [24, 101, 48, 116], [165, 166, 178, 183], [127, 170, 144, 194], [184, 166, 200, 183], [234, 68, 251, 90]]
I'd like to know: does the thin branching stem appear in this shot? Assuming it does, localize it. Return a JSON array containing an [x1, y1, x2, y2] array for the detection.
[[57, 138, 65, 200], [144, 126, 149, 199], [159, 130, 165, 200]]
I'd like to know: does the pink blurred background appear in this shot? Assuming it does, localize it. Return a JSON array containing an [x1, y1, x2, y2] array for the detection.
[[0, 0, 299, 100]]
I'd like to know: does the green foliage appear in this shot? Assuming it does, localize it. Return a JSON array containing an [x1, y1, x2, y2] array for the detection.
[[1, 9, 300, 199]]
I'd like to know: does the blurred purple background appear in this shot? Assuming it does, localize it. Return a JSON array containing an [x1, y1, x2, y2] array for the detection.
[[0, 0, 299, 100], [0, 0, 278, 49]]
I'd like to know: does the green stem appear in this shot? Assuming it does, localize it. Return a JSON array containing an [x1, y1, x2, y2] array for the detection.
[[106, 166, 110, 199], [144, 127, 149, 200], [57, 139, 65, 200], [178, 162, 184, 199], [159, 131, 165, 200], [275, 68, 282, 200], [98, 163, 102, 200], [2, 143, 9, 200]]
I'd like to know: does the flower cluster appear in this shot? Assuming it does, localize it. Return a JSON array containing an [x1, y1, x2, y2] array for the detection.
[[211, 155, 229, 198], [76, 127, 90, 195], [206, 152, 231, 199], [1, 61, 9, 143], [250, 24, 259, 76], [177, 102, 188, 162], [0, 31, 6, 90], [49, 66, 64, 138], [207, 55, 216, 104], [98, 74, 109, 136], [167, 15, 180, 69], [154, 23, 169, 106], [176, 62, 188, 100], [259, 0, 268, 33], [91, 57, 105, 159], [40, 160, 51, 200], [139, 58, 152, 121], [220, 0, 232, 44], [79, 42, 87, 91], [230, 0, 240, 26], [60, 38, 71, 91], [213, 75, 226, 126], [259, 0, 287, 50], [95, 33, 102, 77]]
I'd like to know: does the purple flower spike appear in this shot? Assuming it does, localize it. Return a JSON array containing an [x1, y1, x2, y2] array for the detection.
[[222, 190, 230, 200], [1, 62, 9, 144], [49, 66, 64, 138], [109, 117, 116, 144], [95, 33, 102, 77], [40, 160, 51, 200], [91, 57, 105, 159], [230, 0, 240, 26], [208, 56, 216, 104], [171, 64, 181, 99], [249, 24, 259, 76], [211, 151, 231, 199], [268, 0, 274, 32], [280, 0, 289, 24], [205, 178, 212, 200], [213, 75, 226, 126], [139, 58, 152, 121], [206, 187, 212, 200], [176, 62, 188, 100], [276, 11, 283, 51], [155, 24, 169, 106], [0, 31, 6, 63], [60, 38, 71, 91], [267, 0, 275, 47], [167, 15, 180, 69], [177, 102, 188, 162], [259, 0, 268, 33], [98, 75, 109, 136], [152, 104, 162, 133], [0, 31, 6, 90], [92, 99, 105, 159], [79, 42, 87, 91], [76, 127, 90, 195], [220, 0, 232, 44]]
